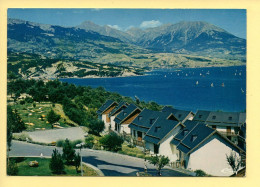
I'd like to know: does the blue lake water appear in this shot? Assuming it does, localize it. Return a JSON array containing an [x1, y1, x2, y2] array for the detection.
[[60, 66, 246, 113]]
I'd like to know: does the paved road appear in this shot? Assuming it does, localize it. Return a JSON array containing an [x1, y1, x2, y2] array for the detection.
[[10, 140, 190, 177], [13, 127, 86, 143]]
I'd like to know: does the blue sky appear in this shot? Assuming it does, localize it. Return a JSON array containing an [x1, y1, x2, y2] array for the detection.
[[8, 9, 246, 39]]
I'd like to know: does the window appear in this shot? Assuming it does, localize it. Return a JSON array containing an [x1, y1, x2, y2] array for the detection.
[[212, 125, 216, 130], [178, 114, 182, 118], [182, 129, 188, 136], [123, 112, 127, 116], [227, 126, 231, 134], [138, 116, 142, 120], [212, 116, 216, 119], [155, 126, 161, 132], [154, 144, 159, 154], [150, 118, 155, 124], [228, 116, 232, 121], [191, 135, 197, 142], [133, 130, 136, 137], [198, 115, 202, 118]]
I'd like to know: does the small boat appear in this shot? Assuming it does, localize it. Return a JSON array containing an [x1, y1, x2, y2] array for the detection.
[[211, 83, 214, 87], [177, 73, 179, 76], [235, 73, 237, 76], [164, 75, 167, 78], [241, 88, 244, 93], [186, 74, 188, 76], [196, 81, 199, 85], [206, 71, 210, 75], [221, 83, 225, 87], [239, 72, 241, 76], [200, 73, 202, 76]]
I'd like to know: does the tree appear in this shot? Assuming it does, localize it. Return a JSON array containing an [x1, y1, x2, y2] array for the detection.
[[226, 151, 242, 175], [99, 132, 124, 151], [49, 149, 64, 174], [47, 109, 60, 129], [62, 139, 76, 165], [88, 119, 105, 136], [148, 155, 170, 176], [74, 152, 81, 173]]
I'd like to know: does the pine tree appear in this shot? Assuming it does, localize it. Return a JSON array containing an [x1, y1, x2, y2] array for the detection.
[[62, 139, 75, 165], [74, 152, 81, 173], [49, 149, 64, 174]]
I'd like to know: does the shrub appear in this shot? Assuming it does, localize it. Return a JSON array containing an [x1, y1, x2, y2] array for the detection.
[[195, 169, 207, 177], [71, 139, 83, 148], [25, 97, 33, 103], [99, 132, 124, 152], [13, 132, 32, 142], [88, 119, 105, 136], [49, 149, 64, 174], [7, 159, 18, 176], [56, 139, 65, 147], [74, 152, 81, 173], [20, 100, 26, 105], [47, 109, 60, 128], [84, 135, 94, 148]]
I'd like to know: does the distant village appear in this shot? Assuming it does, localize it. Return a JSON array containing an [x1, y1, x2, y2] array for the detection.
[[97, 100, 246, 176]]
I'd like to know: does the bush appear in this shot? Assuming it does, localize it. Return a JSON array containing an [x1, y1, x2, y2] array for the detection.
[[84, 135, 94, 148], [7, 159, 18, 175], [56, 139, 65, 147], [49, 149, 64, 174], [13, 132, 32, 142], [25, 97, 33, 103], [195, 169, 207, 177], [20, 100, 26, 105], [87, 119, 105, 136], [71, 139, 83, 148], [99, 132, 124, 152]]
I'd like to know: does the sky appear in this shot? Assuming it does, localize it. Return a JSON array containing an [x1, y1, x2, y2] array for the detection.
[[8, 9, 246, 39]]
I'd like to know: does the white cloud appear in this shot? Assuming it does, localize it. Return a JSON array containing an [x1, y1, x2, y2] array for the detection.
[[107, 24, 122, 30], [140, 20, 162, 29]]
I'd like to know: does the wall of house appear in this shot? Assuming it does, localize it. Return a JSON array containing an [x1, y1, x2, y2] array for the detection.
[[158, 125, 182, 162], [186, 133, 241, 176], [102, 114, 110, 131], [110, 116, 116, 130], [145, 141, 155, 154], [120, 124, 131, 134]]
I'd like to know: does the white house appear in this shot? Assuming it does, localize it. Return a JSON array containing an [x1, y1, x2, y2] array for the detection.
[[97, 100, 118, 131], [170, 121, 245, 176], [109, 101, 128, 131], [143, 112, 185, 162], [113, 104, 141, 134]]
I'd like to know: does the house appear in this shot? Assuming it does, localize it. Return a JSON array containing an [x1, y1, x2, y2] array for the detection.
[[170, 121, 245, 176], [97, 100, 118, 131], [109, 101, 128, 131], [114, 104, 141, 134], [129, 109, 161, 145], [161, 106, 195, 123], [143, 112, 185, 162], [193, 110, 246, 148]]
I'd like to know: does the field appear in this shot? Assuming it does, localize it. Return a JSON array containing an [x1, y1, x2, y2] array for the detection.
[[11, 157, 98, 176], [12, 101, 77, 131]]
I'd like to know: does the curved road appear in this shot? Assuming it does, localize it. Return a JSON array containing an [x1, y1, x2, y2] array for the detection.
[[9, 140, 190, 177]]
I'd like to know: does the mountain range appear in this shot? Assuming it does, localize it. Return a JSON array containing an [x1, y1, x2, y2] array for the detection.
[[7, 18, 246, 69]]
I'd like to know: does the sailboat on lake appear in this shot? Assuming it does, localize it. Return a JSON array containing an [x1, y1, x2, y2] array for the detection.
[[211, 83, 214, 87]]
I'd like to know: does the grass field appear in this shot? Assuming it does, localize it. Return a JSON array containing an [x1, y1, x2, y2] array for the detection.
[[13, 102, 76, 131], [12, 157, 98, 176]]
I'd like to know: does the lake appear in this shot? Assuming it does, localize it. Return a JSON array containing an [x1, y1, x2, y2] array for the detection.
[[60, 66, 246, 113]]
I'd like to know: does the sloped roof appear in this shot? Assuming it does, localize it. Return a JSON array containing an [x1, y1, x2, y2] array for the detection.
[[143, 112, 182, 145], [129, 108, 161, 133], [193, 110, 211, 121], [114, 103, 140, 124], [193, 110, 246, 127], [171, 122, 245, 154], [162, 106, 193, 122], [109, 101, 128, 117], [97, 100, 117, 115]]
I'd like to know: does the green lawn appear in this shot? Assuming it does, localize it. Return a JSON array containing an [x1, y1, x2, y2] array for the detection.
[[12, 157, 98, 176], [13, 102, 72, 131]]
